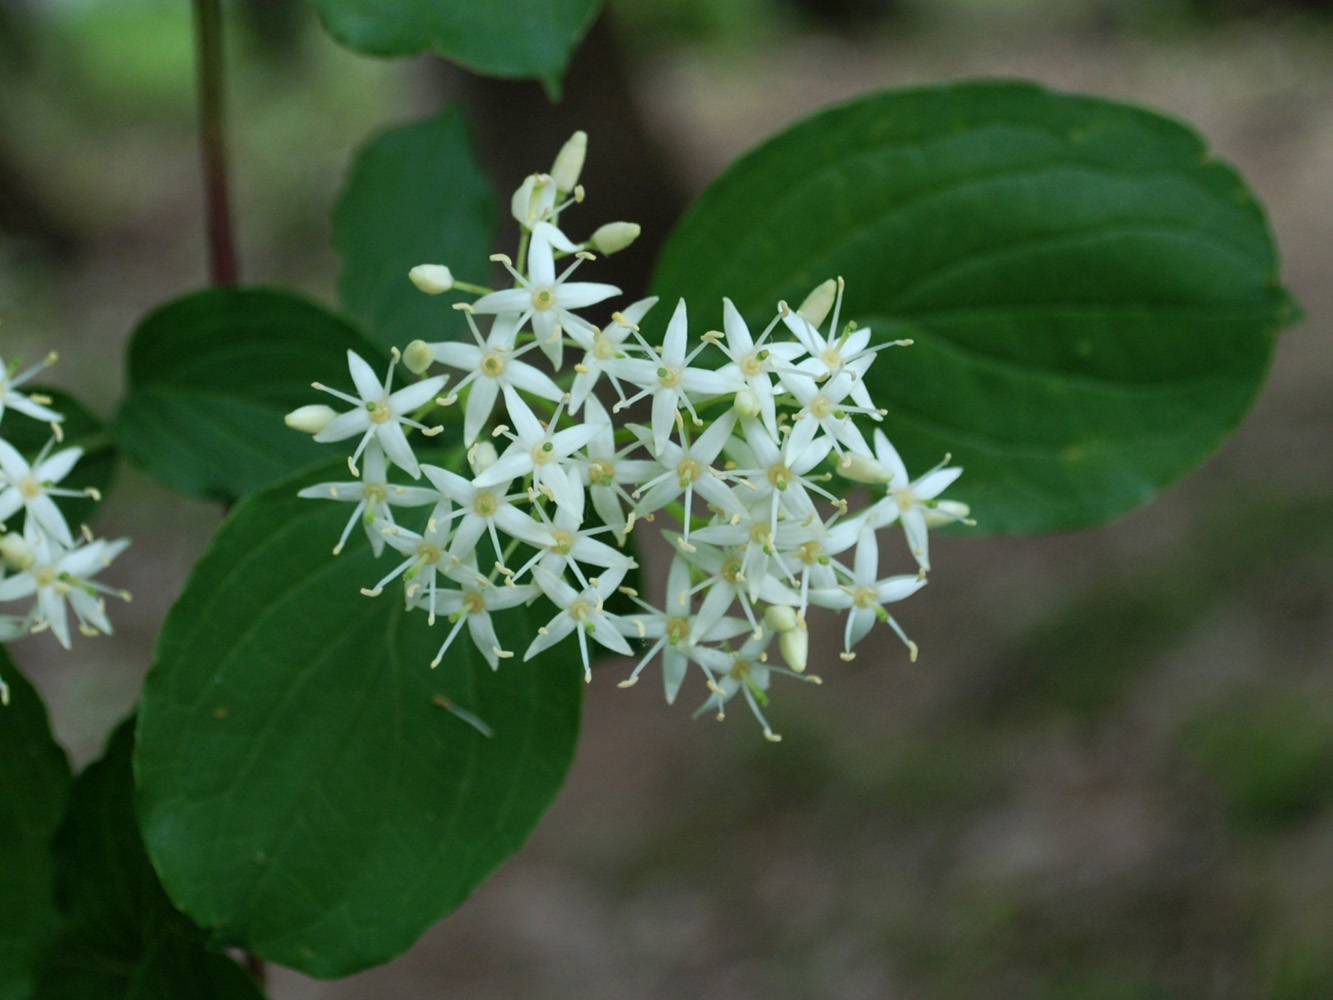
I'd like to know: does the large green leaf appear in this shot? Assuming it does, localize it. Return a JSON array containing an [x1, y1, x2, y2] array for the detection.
[[312, 0, 601, 96], [112, 288, 390, 502], [332, 106, 495, 353], [651, 81, 1296, 534], [0, 653, 70, 1000], [32, 720, 266, 1000], [2, 387, 115, 530], [134, 465, 583, 977]]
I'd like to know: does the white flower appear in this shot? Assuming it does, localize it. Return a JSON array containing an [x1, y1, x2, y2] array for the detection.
[[0, 521, 129, 649], [713, 299, 805, 437], [472, 222, 621, 368], [628, 408, 745, 549], [0, 436, 90, 547], [431, 310, 563, 446], [808, 530, 926, 661], [619, 554, 749, 703], [424, 559, 538, 669], [312, 350, 446, 478], [420, 463, 532, 573], [691, 630, 820, 742], [297, 444, 438, 555], [524, 566, 633, 681], [859, 429, 963, 574], [606, 298, 736, 456], [567, 297, 657, 414], [472, 390, 602, 518], [0, 351, 63, 429], [363, 499, 454, 614]]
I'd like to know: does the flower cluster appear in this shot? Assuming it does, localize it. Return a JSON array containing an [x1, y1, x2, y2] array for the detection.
[[0, 349, 131, 705], [291, 132, 968, 740]]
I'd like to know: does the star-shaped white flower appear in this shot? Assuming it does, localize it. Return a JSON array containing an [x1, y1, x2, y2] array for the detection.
[[0, 352, 63, 429], [471, 222, 620, 368], [312, 349, 446, 478], [0, 521, 129, 649], [0, 436, 88, 547]]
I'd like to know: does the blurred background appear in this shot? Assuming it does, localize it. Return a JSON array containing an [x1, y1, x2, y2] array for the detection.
[[2, 0, 1331, 996]]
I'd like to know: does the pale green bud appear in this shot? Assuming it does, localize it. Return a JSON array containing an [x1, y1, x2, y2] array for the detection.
[[837, 451, 893, 485], [284, 404, 338, 435], [0, 532, 34, 571], [779, 625, 809, 674], [764, 604, 799, 633], [511, 173, 550, 225], [468, 440, 499, 476], [797, 278, 838, 328], [409, 264, 453, 294], [733, 387, 761, 418], [403, 339, 435, 375], [550, 130, 587, 193], [924, 500, 971, 527], [589, 221, 640, 256]]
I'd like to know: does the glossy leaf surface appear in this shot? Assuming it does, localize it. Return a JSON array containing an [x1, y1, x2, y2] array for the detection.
[[113, 289, 389, 502], [135, 466, 583, 977], [652, 81, 1296, 533]]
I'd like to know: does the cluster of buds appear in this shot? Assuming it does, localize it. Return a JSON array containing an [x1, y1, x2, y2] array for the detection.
[[0, 348, 131, 706], [289, 133, 968, 740]]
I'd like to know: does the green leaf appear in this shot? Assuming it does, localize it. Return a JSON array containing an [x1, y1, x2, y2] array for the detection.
[[332, 105, 495, 353], [0, 653, 70, 1000], [135, 465, 583, 977], [32, 720, 266, 1000], [651, 81, 1296, 534], [112, 288, 390, 502], [1, 388, 115, 530], [312, 0, 601, 96]]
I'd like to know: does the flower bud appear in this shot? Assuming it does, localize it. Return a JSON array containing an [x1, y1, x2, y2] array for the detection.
[[837, 451, 892, 484], [284, 404, 338, 435], [403, 339, 435, 375], [409, 264, 453, 294], [550, 130, 587, 193], [511, 173, 549, 225], [924, 500, 971, 527], [779, 625, 809, 673], [733, 387, 761, 418], [0, 532, 34, 571], [797, 278, 838, 328], [764, 604, 798, 633], [589, 221, 640, 256], [468, 440, 499, 476]]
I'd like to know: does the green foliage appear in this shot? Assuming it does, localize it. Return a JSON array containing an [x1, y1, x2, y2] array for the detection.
[[311, 0, 603, 96], [112, 288, 389, 502], [651, 80, 1297, 534], [4, 388, 115, 530], [332, 106, 495, 353], [0, 655, 69, 1000], [32, 720, 267, 1000], [134, 465, 584, 977]]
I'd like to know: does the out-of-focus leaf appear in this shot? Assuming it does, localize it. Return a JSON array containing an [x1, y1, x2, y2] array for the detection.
[[332, 105, 494, 353], [652, 80, 1296, 533], [0, 652, 69, 1000]]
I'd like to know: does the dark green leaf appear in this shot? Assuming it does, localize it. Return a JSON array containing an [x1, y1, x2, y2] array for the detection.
[[0, 653, 70, 1000], [1, 387, 115, 530], [332, 106, 495, 353], [135, 464, 583, 977], [312, 0, 601, 96], [651, 81, 1296, 533], [112, 288, 390, 502], [32, 720, 265, 1000]]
